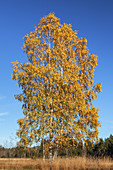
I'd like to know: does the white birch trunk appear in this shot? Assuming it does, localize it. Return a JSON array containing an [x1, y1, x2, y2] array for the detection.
[[43, 135, 45, 160]]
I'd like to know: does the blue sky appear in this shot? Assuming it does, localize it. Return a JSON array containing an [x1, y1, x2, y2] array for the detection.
[[0, 0, 113, 147]]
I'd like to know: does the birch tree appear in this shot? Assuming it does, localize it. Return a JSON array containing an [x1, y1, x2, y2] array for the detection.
[[12, 13, 102, 159]]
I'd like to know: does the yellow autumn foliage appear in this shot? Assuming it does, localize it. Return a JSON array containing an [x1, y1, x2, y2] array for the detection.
[[12, 13, 102, 148]]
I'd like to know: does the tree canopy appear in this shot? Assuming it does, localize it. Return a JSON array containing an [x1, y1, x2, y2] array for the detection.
[[12, 13, 102, 154]]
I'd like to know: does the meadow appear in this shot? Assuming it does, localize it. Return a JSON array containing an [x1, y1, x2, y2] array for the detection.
[[0, 157, 113, 169]]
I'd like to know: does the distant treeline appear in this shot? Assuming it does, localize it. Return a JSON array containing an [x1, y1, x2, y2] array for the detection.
[[0, 134, 113, 158]]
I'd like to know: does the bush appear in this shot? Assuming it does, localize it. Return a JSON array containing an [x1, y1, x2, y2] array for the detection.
[[1, 155, 6, 158]]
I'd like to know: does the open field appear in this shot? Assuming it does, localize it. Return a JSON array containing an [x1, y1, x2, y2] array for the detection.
[[0, 157, 113, 169]]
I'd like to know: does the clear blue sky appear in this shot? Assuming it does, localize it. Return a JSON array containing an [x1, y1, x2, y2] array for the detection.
[[0, 0, 113, 147]]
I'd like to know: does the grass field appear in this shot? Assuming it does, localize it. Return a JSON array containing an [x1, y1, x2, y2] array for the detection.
[[0, 157, 113, 169]]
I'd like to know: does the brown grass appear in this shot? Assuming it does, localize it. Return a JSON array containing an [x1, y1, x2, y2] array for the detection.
[[0, 157, 113, 169]]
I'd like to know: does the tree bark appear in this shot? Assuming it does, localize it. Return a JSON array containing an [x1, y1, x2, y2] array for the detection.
[[66, 147, 68, 158], [43, 136, 45, 160]]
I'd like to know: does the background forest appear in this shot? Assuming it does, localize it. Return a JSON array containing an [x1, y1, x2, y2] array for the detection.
[[0, 134, 113, 158]]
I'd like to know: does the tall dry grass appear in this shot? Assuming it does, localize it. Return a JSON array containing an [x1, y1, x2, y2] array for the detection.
[[0, 157, 113, 169]]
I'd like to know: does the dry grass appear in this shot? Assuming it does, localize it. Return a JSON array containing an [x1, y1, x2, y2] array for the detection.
[[0, 157, 113, 169]]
